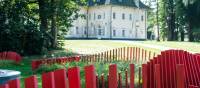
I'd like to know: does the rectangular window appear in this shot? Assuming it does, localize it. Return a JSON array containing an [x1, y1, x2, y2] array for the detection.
[[76, 27, 79, 34], [89, 14, 91, 20], [98, 29, 102, 35], [113, 13, 116, 19], [122, 30, 125, 37], [104, 13, 105, 19], [84, 27, 87, 35], [122, 13, 125, 20], [141, 16, 144, 21], [94, 13, 96, 20], [98, 15, 101, 19], [113, 30, 116, 36], [129, 14, 132, 20]]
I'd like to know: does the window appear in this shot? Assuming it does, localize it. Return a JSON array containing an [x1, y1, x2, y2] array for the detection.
[[94, 13, 96, 20], [104, 13, 105, 19], [113, 13, 116, 19], [98, 29, 102, 35], [89, 14, 91, 20], [113, 30, 116, 36], [141, 16, 144, 21], [122, 13, 125, 20], [122, 30, 125, 37], [98, 15, 101, 19], [84, 27, 87, 35], [129, 14, 132, 20], [118, 0, 122, 2], [76, 27, 79, 34]]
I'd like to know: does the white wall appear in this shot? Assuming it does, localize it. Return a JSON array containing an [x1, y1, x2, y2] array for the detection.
[[67, 5, 147, 39]]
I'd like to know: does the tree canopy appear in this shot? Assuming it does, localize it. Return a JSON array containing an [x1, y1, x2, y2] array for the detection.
[[0, 0, 84, 55]]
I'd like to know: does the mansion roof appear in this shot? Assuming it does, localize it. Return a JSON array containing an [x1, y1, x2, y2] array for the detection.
[[87, 0, 149, 9]]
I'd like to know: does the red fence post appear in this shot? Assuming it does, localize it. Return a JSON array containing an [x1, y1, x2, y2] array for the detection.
[[68, 67, 81, 88], [130, 64, 134, 88], [0, 84, 9, 88], [96, 75, 99, 88], [42, 72, 55, 88], [25, 75, 38, 88], [109, 64, 118, 88], [155, 64, 161, 88], [84, 65, 96, 88], [142, 64, 147, 88], [118, 73, 122, 88], [101, 74, 105, 88], [54, 69, 67, 88], [125, 70, 128, 88], [176, 64, 185, 88], [8, 78, 20, 88]]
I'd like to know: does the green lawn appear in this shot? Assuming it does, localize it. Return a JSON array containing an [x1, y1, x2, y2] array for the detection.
[[64, 40, 200, 54], [137, 41, 200, 53], [63, 40, 161, 55], [2, 39, 199, 87]]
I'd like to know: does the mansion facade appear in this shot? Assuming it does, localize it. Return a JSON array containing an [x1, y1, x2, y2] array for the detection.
[[66, 0, 148, 39]]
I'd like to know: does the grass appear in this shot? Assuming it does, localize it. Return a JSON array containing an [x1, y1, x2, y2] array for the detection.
[[137, 41, 200, 53], [0, 59, 142, 88], [63, 40, 161, 55]]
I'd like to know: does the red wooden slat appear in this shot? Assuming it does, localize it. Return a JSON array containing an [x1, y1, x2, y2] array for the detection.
[[96, 75, 99, 88], [0, 84, 9, 88], [54, 69, 67, 88], [155, 64, 161, 88], [176, 64, 185, 88], [8, 78, 20, 88], [42, 72, 55, 88], [25, 75, 38, 88], [142, 64, 147, 88], [130, 64, 134, 88], [101, 74, 105, 88], [125, 70, 128, 88], [84, 65, 96, 88], [118, 73, 122, 88], [109, 64, 118, 88], [68, 67, 81, 88]]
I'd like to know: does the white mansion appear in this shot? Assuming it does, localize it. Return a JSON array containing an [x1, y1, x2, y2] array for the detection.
[[66, 0, 148, 39]]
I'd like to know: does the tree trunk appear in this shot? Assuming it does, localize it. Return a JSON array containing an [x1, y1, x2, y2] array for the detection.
[[50, 0, 57, 48], [38, 0, 51, 48], [38, 0, 48, 31], [180, 31, 184, 41], [188, 23, 194, 42]]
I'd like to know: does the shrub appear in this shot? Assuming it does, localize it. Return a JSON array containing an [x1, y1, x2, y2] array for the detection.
[[35, 64, 65, 74], [0, 60, 16, 68]]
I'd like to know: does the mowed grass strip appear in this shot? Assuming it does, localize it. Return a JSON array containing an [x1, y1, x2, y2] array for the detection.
[[63, 40, 161, 55], [138, 41, 200, 53]]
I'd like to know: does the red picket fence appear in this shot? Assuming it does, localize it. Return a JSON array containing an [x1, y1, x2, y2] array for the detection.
[[31, 47, 157, 70], [0, 64, 137, 88], [80, 47, 157, 63], [31, 56, 80, 70], [142, 49, 200, 88], [0, 51, 22, 63]]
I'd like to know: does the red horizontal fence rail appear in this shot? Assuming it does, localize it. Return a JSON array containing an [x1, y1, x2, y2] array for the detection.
[[0, 51, 22, 63], [142, 49, 200, 88], [31, 56, 80, 70], [0, 64, 136, 88]]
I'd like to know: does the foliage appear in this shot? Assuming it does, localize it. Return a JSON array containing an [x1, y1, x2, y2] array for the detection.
[[148, 0, 200, 41], [0, 0, 84, 55], [35, 63, 65, 74], [0, 60, 16, 67]]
